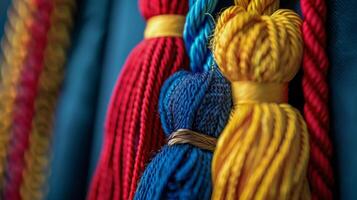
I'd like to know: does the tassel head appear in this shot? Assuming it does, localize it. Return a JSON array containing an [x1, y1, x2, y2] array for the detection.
[[213, 7, 303, 84], [159, 69, 232, 138]]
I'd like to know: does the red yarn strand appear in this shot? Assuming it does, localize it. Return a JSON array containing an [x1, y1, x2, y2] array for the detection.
[[301, 0, 335, 199]]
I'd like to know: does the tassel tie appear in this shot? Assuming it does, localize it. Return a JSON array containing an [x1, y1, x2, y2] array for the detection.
[[88, 1, 189, 199], [211, 0, 310, 199], [167, 129, 217, 152], [144, 15, 185, 38]]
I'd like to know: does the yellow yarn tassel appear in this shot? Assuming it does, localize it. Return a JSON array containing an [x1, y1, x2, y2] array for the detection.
[[211, 0, 310, 199]]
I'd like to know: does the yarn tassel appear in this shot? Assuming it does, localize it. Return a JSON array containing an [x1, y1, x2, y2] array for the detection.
[[211, 0, 310, 199], [0, 0, 75, 199], [301, 0, 335, 199], [88, 1, 189, 199], [134, 0, 232, 199]]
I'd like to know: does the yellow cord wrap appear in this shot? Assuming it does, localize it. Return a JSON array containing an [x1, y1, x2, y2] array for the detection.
[[211, 0, 310, 199], [144, 15, 185, 38], [232, 82, 288, 104]]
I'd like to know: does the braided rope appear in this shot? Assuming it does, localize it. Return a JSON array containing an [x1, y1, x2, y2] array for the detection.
[[20, 2, 75, 199], [4, 2, 53, 198], [0, 0, 75, 199], [301, 0, 334, 199], [183, 0, 217, 72], [0, 0, 36, 190]]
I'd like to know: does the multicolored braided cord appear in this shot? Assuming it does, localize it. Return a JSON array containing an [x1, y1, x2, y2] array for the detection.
[[0, 0, 75, 199]]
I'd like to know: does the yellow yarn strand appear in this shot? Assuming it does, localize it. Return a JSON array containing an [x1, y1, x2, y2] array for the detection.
[[211, 1, 310, 199], [144, 15, 185, 38]]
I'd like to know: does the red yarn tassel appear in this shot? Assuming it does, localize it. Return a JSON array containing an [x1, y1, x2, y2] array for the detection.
[[301, 0, 335, 199], [88, 1, 188, 200]]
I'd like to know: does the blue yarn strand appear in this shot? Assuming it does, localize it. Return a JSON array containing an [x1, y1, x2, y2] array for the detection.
[[184, 0, 218, 72], [134, 0, 232, 199]]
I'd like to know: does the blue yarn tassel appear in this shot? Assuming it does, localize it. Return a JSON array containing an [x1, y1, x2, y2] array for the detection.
[[134, 0, 232, 199]]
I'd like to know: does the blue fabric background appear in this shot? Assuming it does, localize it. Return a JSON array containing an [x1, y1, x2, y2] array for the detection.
[[47, 0, 111, 199], [88, 0, 145, 178], [0, 0, 11, 57], [47, 0, 145, 199], [328, 1, 357, 199]]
